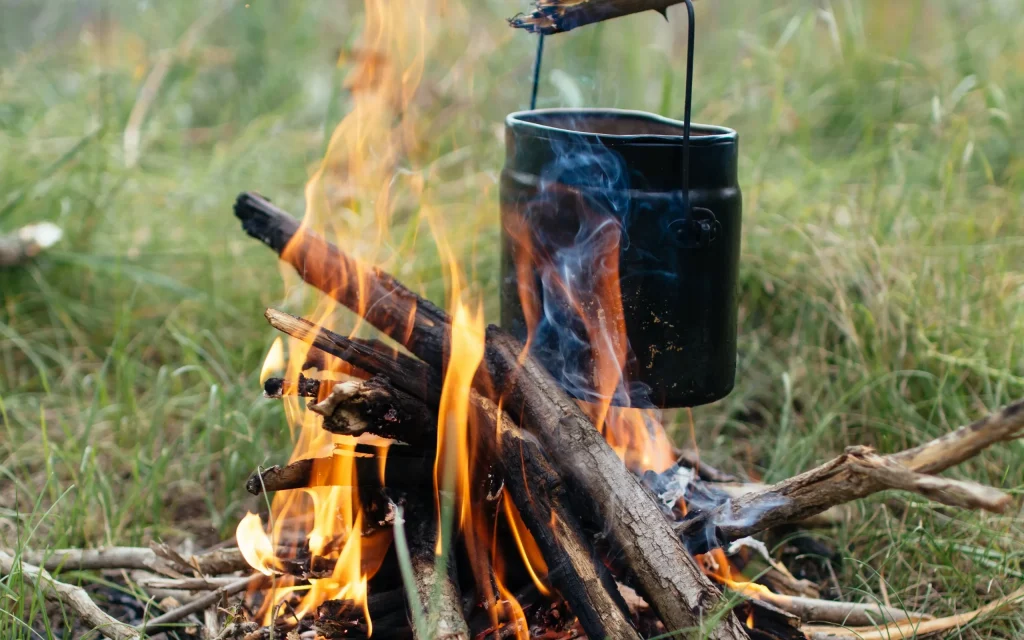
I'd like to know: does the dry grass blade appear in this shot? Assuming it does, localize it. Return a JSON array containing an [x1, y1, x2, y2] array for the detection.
[[0, 551, 141, 640]]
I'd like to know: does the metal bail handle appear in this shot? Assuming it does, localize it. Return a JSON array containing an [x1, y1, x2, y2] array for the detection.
[[528, 0, 702, 211]]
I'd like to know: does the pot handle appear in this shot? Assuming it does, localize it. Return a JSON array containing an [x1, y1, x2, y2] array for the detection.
[[528, 0, 702, 211]]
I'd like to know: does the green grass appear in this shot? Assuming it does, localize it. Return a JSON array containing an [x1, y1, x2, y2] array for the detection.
[[1, 0, 1023, 638]]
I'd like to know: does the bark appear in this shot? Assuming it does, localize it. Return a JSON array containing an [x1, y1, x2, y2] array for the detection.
[[508, 0, 683, 35], [0, 550, 141, 640], [474, 393, 641, 640], [678, 398, 1024, 550], [238, 193, 748, 639], [404, 498, 471, 640]]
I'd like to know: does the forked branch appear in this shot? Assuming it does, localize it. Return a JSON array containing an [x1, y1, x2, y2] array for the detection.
[[678, 399, 1024, 550]]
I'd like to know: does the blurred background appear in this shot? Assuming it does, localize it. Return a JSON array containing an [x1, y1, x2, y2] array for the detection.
[[2, 0, 1023, 635]]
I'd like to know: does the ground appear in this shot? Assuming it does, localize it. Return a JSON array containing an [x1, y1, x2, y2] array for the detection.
[[1, 0, 1023, 638]]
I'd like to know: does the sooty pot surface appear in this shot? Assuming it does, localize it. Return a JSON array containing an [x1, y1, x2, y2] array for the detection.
[[499, 108, 741, 409]]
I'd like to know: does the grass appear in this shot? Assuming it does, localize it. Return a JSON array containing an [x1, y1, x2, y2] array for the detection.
[[1, 0, 1023, 637]]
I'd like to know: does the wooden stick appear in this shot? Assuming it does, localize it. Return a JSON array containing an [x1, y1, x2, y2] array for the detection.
[[677, 398, 1024, 550], [404, 498, 471, 640], [135, 575, 246, 591], [237, 194, 747, 639], [14, 545, 246, 576], [508, 0, 682, 35], [0, 550, 141, 640], [245, 452, 433, 495], [754, 592, 927, 627], [475, 393, 642, 640], [136, 575, 257, 632]]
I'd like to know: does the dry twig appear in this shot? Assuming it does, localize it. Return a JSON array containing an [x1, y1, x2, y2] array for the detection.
[[0, 550, 141, 640]]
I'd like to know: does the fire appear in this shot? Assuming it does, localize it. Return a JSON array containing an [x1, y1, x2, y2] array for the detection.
[[259, 337, 285, 385], [236, 512, 280, 576]]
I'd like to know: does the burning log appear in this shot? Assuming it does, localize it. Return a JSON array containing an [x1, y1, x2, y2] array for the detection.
[[245, 452, 434, 495], [508, 0, 683, 35], [237, 192, 749, 639], [474, 393, 641, 640], [310, 376, 438, 449], [678, 398, 1024, 551], [262, 313, 641, 640]]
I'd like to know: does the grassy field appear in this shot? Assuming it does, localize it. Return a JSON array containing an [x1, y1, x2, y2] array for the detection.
[[2, 0, 1023, 637]]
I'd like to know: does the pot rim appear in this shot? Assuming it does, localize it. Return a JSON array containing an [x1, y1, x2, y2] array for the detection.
[[506, 107, 736, 146]]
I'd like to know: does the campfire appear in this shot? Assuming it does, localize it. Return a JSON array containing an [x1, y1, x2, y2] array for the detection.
[[222, 1, 1023, 639], [6, 2, 1024, 640]]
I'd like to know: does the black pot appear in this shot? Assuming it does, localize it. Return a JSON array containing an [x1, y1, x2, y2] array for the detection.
[[499, 108, 741, 408]]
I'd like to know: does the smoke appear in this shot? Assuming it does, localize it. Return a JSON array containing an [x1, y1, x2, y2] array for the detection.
[[518, 120, 653, 407]]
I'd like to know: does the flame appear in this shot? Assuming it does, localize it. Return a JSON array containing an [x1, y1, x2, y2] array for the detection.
[[503, 494, 551, 597], [236, 512, 281, 576], [259, 337, 285, 385]]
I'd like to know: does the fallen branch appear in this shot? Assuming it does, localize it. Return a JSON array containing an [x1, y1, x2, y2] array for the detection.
[[14, 545, 246, 577], [678, 398, 1024, 550], [756, 593, 927, 627], [509, 0, 682, 35], [0, 550, 140, 640], [135, 575, 249, 591], [237, 193, 748, 638]]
